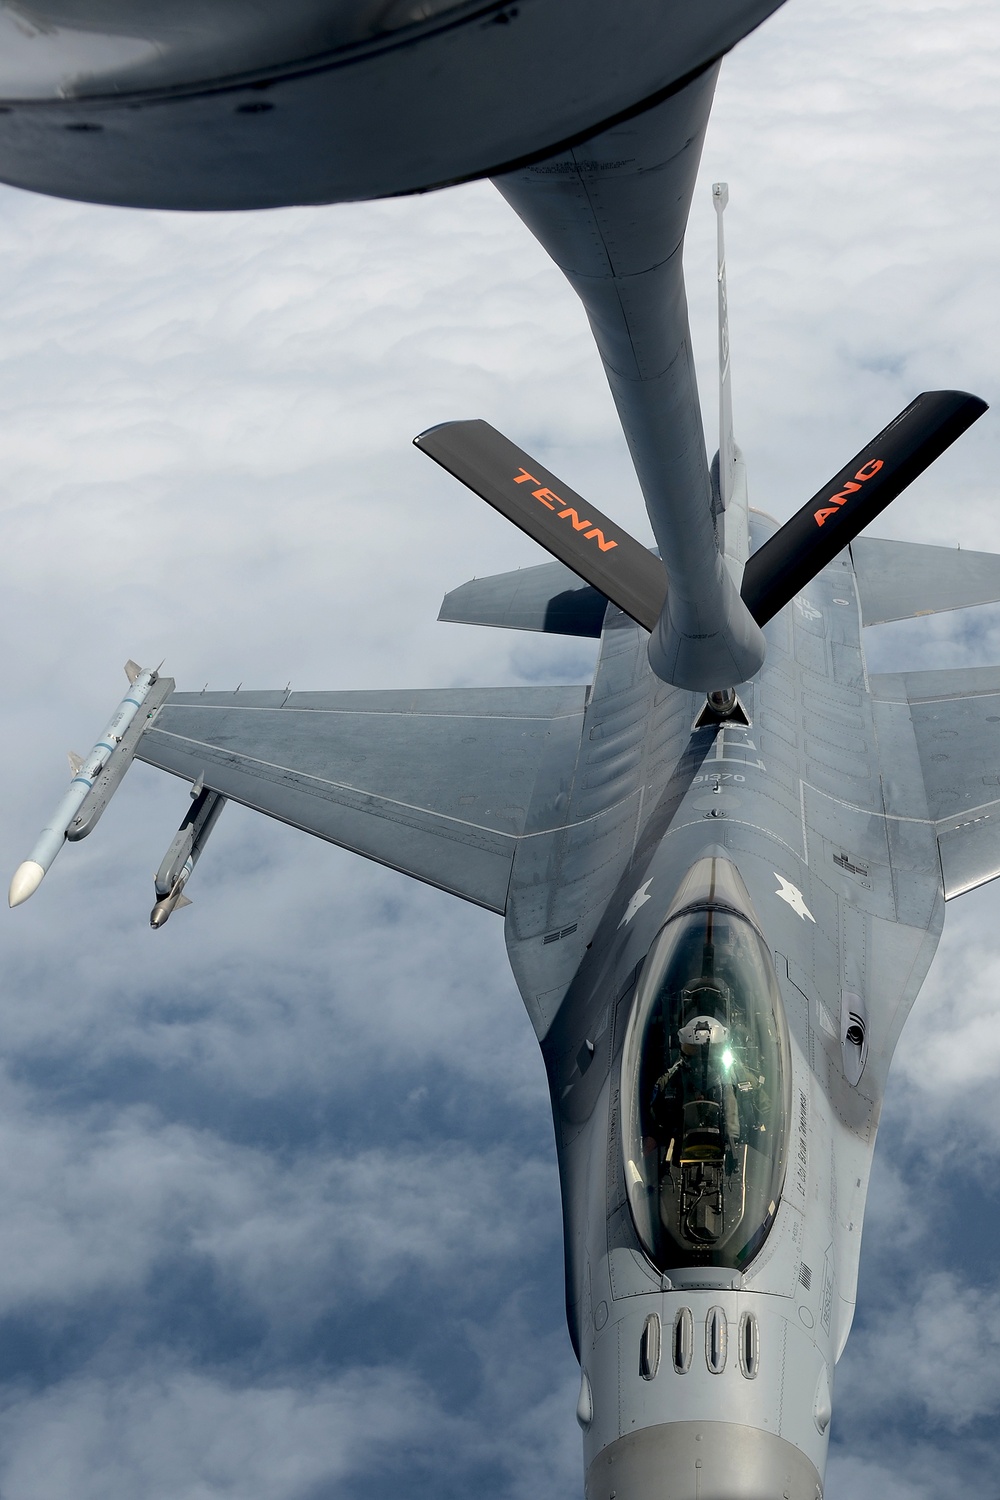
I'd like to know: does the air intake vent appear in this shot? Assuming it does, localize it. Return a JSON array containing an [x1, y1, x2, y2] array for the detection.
[[639, 1313, 661, 1380], [705, 1306, 727, 1374], [672, 1308, 693, 1373], [799, 1263, 813, 1290], [738, 1311, 759, 1379]]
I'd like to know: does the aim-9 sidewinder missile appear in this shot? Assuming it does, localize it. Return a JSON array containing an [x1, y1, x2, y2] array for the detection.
[[8, 661, 173, 907]]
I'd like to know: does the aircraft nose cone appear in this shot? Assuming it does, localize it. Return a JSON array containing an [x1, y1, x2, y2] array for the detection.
[[585, 1422, 822, 1500]]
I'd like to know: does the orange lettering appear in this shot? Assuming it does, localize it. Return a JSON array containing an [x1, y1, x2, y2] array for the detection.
[[532, 487, 559, 510], [513, 467, 539, 485], [585, 528, 617, 551], [815, 454, 884, 525], [558, 507, 593, 531]]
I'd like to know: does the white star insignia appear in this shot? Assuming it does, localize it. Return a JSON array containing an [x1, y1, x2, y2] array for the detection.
[[618, 880, 653, 928], [774, 873, 815, 922]]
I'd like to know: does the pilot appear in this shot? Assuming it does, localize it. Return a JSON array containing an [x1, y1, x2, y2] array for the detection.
[[649, 1015, 741, 1163]]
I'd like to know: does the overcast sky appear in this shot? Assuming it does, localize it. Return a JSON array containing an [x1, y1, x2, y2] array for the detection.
[[0, 0, 997, 1496]]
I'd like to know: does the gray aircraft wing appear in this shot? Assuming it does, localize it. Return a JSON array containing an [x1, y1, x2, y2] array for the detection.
[[873, 666, 1000, 898], [852, 537, 1000, 624], [136, 686, 586, 913]]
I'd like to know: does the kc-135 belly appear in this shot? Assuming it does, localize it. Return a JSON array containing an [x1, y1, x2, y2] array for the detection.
[[0, 0, 785, 208]]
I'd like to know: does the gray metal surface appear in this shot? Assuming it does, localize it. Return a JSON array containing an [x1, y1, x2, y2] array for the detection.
[[439, 559, 608, 637], [0, 0, 787, 208], [585, 1421, 822, 1500], [137, 685, 586, 912], [853, 535, 1000, 623], [872, 666, 1000, 898], [495, 74, 766, 690]]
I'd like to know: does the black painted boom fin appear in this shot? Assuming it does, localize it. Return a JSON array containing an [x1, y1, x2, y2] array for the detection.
[[741, 390, 988, 625], [414, 420, 667, 631], [417, 394, 988, 652]]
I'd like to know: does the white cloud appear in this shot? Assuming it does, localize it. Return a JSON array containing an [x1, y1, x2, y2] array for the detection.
[[0, 1364, 436, 1500], [841, 1270, 1000, 1428], [0, 1083, 559, 1319]]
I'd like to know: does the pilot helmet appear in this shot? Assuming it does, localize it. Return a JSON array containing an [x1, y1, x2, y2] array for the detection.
[[678, 1015, 728, 1055]]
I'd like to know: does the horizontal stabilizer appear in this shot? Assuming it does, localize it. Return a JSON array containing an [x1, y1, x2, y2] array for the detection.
[[852, 537, 1000, 625], [742, 391, 988, 625], [415, 420, 667, 631], [440, 559, 608, 637]]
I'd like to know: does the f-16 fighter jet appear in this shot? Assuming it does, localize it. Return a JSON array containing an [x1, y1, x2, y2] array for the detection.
[[1, 4, 995, 1498]]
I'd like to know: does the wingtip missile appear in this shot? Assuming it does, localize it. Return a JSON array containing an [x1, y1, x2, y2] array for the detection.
[[9, 663, 172, 909]]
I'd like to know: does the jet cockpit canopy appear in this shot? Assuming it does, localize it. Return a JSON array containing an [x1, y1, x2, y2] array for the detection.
[[621, 855, 790, 1270]]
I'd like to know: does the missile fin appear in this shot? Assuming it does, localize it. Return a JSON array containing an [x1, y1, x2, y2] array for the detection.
[[124, 660, 142, 684], [67, 751, 84, 776]]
